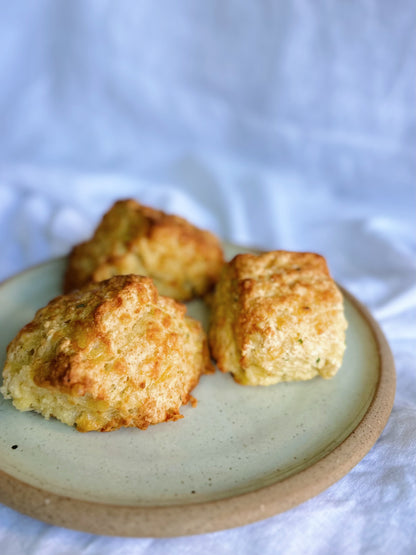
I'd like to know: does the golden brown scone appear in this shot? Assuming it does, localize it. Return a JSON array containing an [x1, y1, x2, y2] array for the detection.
[[208, 251, 347, 386], [1, 275, 213, 432], [63, 199, 224, 301]]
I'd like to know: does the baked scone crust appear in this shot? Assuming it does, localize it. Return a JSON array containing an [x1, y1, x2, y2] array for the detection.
[[208, 251, 347, 386], [64, 199, 224, 301], [1, 275, 213, 431]]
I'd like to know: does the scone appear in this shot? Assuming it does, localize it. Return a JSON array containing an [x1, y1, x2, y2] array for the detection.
[[1, 274, 213, 432], [64, 199, 224, 301], [208, 251, 347, 386]]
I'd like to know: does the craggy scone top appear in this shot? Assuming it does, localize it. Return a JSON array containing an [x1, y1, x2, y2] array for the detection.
[[1, 274, 213, 432], [209, 251, 347, 386], [64, 199, 224, 301]]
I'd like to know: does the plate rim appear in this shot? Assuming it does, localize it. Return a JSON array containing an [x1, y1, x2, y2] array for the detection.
[[0, 257, 396, 537]]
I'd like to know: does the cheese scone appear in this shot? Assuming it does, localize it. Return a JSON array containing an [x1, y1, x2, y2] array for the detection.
[[208, 251, 347, 386], [1, 275, 213, 432], [64, 199, 224, 301]]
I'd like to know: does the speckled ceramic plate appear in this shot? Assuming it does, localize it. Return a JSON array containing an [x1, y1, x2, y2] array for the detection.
[[0, 243, 395, 537]]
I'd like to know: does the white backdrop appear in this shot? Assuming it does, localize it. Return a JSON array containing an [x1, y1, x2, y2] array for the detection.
[[0, 1, 415, 554]]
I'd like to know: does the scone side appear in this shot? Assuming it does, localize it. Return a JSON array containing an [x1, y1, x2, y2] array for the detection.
[[64, 200, 150, 293], [234, 251, 347, 385], [208, 262, 242, 376]]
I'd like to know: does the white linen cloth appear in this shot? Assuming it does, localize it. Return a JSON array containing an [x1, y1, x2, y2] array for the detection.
[[0, 1, 415, 554]]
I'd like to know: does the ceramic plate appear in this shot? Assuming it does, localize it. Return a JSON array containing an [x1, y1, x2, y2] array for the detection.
[[0, 244, 395, 536]]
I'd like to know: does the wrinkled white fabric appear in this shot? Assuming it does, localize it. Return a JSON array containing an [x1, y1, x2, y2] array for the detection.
[[0, 1, 415, 554]]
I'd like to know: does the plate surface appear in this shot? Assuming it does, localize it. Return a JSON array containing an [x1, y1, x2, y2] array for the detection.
[[0, 244, 395, 536]]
